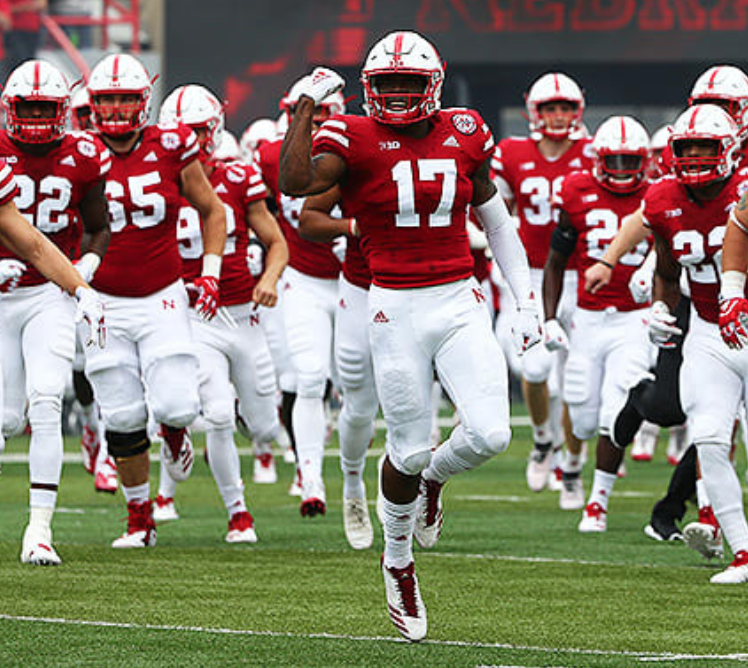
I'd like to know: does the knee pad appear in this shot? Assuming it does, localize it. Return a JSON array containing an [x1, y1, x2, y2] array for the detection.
[[201, 398, 235, 432], [465, 425, 511, 458], [390, 447, 432, 477], [149, 389, 199, 429], [105, 400, 148, 433], [340, 387, 379, 428], [27, 394, 62, 431], [294, 368, 327, 399], [337, 346, 369, 392], [251, 417, 280, 445], [2, 410, 26, 438], [521, 344, 552, 384], [107, 429, 150, 459], [568, 404, 598, 442]]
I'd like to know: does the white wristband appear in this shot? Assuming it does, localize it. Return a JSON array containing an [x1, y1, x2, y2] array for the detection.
[[202, 253, 222, 279], [721, 270, 747, 300]]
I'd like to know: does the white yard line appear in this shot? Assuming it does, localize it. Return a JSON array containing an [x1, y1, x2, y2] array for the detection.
[[0, 613, 744, 662]]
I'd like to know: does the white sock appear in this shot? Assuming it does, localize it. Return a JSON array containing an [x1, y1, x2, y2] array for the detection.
[[122, 482, 150, 505], [549, 394, 564, 447], [28, 505, 54, 533], [422, 425, 473, 484], [339, 407, 374, 500], [206, 426, 246, 512], [293, 396, 326, 483], [157, 456, 178, 499], [28, 401, 63, 488], [696, 477, 711, 509], [532, 418, 552, 446], [697, 443, 748, 554], [588, 470, 618, 511], [382, 497, 416, 569], [80, 402, 99, 430], [29, 488, 57, 510], [564, 449, 583, 474]]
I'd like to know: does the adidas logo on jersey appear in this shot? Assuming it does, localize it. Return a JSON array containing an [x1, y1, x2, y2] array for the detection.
[[443, 136, 460, 148], [373, 310, 389, 323], [60, 155, 76, 167], [144, 151, 159, 162], [569, 158, 582, 168], [215, 184, 228, 194], [582, 193, 598, 203], [520, 161, 535, 171]]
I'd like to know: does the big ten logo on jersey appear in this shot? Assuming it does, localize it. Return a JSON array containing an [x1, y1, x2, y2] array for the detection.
[[15, 175, 73, 233], [379, 140, 400, 151], [279, 193, 305, 229], [672, 225, 725, 285], [177, 203, 238, 259], [585, 208, 647, 266], [520, 176, 563, 226], [392, 158, 458, 228]]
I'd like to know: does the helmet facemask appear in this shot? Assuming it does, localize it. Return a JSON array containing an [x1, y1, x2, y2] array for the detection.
[[362, 70, 441, 125], [596, 151, 648, 192], [4, 97, 68, 144], [90, 90, 151, 137], [671, 138, 729, 186]]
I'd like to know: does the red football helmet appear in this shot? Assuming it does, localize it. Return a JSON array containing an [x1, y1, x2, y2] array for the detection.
[[360, 30, 444, 125], [670, 104, 739, 186], [88, 54, 153, 136], [592, 116, 651, 193], [2, 60, 70, 144]]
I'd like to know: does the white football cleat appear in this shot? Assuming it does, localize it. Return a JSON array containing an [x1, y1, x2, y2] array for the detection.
[[253, 451, 278, 484], [414, 477, 444, 549], [711, 550, 748, 584], [112, 501, 156, 548], [80, 424, 100, 475], [684, 507, 723, 560], [159, 428, 194, 482], [153, 495, 179, 522], [631, 421, 659, 462], [666, 424, 688, 466], [382, 559, 427, 642], [343, 496, 373, 550], [226, 510, 258, 543], [288, 467, 303, 497], [21, 525, 61, 566], [526, 445, 553, 492], [300, 475, 326, 518], [578, 502, 607, 533], [559, 473, 585, 511], [94, 456, 118, 494]]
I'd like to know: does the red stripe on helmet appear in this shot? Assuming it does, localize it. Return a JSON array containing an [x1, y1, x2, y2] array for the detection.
[[176, 86, 187, 118], [707, 67, 721, 90], [112, 56, 120, 84], [620, 117, 627, 144], [33, 61, 41, 92], [688, 106, 700, 131], [392, 32, 405, 68], [553, 74, 560, 93]]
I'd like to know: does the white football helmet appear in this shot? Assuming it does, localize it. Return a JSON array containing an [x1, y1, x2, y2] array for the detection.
[[70, 85, 92, 131], [592, 116, 650, 193], [88, 54, 153, 136], [669, 104, 739, 186], [159, 84, 224, 159], [239, 117, 277, 162], [213, 129, 240, 162], [360, 30, 444, 125], [689, 65, 748, 122], [2, 60, 70, 144], [648, 124, 672, 178], [525, 72, 585, 141]]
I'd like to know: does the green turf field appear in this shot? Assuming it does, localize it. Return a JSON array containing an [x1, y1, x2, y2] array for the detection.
[[1, 414, 747, 668]]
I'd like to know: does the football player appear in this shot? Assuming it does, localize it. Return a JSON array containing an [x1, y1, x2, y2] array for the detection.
[[491, 72, 592, 493], [0, 60, 110, 565], [543, 116, 653, 522], [85, 54, 227, 548], [240, 117, 277, 164], [154, 84, 288, 541], [279, 31, 541, 641], [254, 78, 346, 516]]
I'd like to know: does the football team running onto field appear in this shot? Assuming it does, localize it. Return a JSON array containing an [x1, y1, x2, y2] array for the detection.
[[3, 29, 748, 642]]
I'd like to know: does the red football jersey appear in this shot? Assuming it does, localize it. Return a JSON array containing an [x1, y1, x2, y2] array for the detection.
[[343, 236, 371, 290], [93, 123, 199, 297], [0, 159, 17, 206], [554, 170, 649, 312], [313, 109, 494, 289], [256, 139, 340, 280], [491, 136, 593, 269], [178, 161, 266, 306], [0, 130, 110, 287], [644, 170, 748, 324]]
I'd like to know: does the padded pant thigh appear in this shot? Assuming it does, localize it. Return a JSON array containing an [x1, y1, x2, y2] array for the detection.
[[88, 365, 148, 433], [564, 350, 601, 441], [197, 343, 235, 431], [285, 292, 333, 399], [146, 354, 200, 428]]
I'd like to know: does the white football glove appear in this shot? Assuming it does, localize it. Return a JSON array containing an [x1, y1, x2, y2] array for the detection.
[[332, 235, 347, 263], [73, 252, 101, 284], [512, 299, 543, 356], [75, 286, 106, 349], [0, 259, 26, 293], [648, 300, 681, 349], [246, 239, 265, 278], [629, 265, 653, 304], [301, 67, 345, 106], [543, 318, 569, 352]]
